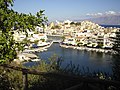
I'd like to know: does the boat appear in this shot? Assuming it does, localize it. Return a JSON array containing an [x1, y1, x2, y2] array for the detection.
[[37, 41, 50, 47], [30, 58, 41, 62], [20, 53, 40, 62]]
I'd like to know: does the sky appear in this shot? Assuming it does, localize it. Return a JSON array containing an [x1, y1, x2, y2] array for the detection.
[[12, 0, 120, 21]]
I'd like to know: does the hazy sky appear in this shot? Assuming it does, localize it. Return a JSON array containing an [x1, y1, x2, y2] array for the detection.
[[12, 0, 120, 21]]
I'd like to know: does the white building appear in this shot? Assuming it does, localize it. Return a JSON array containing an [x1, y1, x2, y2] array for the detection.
[[13, 31, 26, 42], [35, 26, 44, 33], [63, 36, 76, 45], [103, 33, 115, 48]]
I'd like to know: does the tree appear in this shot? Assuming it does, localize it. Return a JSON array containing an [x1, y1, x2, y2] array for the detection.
[[51, 25, 61, 29], [75, 22, 81, 26], [61, 36, 65, 42], [70, 22, 75, 25], [0, 0, 48, 64], [77, 42, 83, 47]]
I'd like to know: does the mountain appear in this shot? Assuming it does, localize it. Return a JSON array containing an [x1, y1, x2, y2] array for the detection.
[[85, 15, 120, 25], [52, 15, 120, 25]]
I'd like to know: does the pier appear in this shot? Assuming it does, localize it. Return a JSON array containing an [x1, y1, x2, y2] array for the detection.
[[52, 40, 61, 43], [60, 44, 113, 53]]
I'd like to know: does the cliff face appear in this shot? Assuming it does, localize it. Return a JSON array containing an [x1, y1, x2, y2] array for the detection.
[[88, 15, 120, 25]]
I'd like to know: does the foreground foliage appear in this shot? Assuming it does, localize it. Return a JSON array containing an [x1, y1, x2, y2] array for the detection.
[[0, 55, 116, 90], [0, 0, 47, 64]]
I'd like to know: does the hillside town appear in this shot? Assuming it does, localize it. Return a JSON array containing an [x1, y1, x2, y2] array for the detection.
[[12, 20, 120, 63], [45, 20, 119, 49]]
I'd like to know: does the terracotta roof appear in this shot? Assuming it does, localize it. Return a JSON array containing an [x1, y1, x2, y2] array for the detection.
[[39, 34, 44, 36], [64, 35, 72, 38], [75, 36, 84, 39]]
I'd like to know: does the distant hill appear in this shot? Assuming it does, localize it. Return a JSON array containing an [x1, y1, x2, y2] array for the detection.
[[84, 15, 120, 25], [52, 15, 120, 25]]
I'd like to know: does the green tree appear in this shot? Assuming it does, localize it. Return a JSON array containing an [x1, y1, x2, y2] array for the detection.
[[0, 0, 48, 64], [75, 22, 81, 26], [61, 36, 65, 42], [96, 42, 103, 48], [51, 25, 61, 29], [77, 42, 83, 47], [40, 39, 45, 42], [70, 22, 75, 25]]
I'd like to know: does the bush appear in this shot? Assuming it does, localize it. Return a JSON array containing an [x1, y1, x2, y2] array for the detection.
[[96, 43, 103, 48], [0, 55, 114, 90], [77, 42, 83, 47]]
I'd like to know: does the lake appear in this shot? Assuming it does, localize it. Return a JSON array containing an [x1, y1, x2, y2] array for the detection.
[[24, 42, 113, 74]]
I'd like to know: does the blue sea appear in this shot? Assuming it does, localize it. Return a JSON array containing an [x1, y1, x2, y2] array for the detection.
[[24, 43, 113, 74], [100, 25, 120, 28]]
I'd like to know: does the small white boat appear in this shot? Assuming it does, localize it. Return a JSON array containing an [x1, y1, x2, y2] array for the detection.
[[31, 58, 41, 62], [43, 48, 47, 51]]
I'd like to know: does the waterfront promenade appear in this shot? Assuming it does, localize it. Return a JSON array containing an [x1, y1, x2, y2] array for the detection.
[[14, 41, 53, 63], [17, 40, 114, 64], [24, 41, 53, 53], [60, 44, 113, 53]]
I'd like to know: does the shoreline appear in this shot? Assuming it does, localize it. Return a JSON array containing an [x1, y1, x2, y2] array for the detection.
[[24, 41, 53, 53], [16, 42, 115, 64], [14, 41, 53, 64], [60, 44, 115, 54]]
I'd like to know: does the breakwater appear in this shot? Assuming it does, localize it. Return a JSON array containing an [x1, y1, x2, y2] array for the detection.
[[60, 44, 114, 53]]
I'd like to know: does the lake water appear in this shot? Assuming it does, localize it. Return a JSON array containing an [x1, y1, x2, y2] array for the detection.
[[24, 42, 113, 74], [38, 43, 112, 73]]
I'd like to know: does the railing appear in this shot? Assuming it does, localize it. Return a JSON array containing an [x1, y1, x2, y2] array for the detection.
[[0, 64, 120, 90]]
